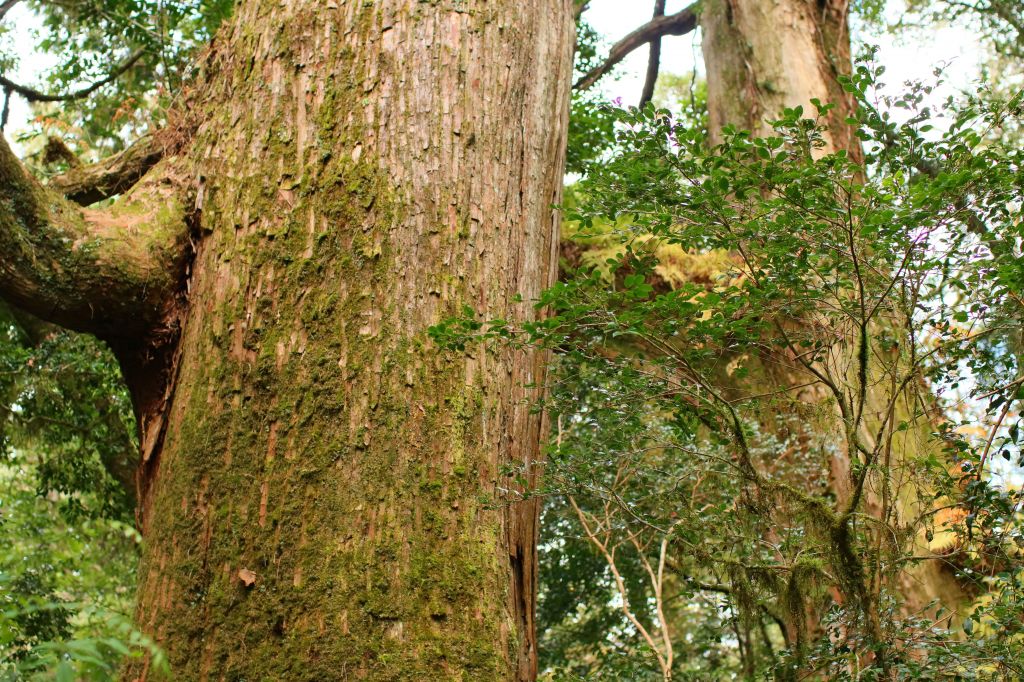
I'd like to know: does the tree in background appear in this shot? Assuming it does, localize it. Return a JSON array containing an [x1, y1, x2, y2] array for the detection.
[[1, 0, 1023, 679], [514, 0, 1024, 678]]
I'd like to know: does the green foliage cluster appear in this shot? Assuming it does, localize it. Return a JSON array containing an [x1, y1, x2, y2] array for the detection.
[[433, 58, 1024, 678], [0, 309, 154, 677], [3, 0, 232, 155], [0, 463, 164, 680], [566, 19, 619, 175], [0, 308, 136, 521]]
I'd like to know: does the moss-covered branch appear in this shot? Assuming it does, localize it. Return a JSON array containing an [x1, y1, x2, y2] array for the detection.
[[0, 134, 191, 339], [49, 134, 165, 206]]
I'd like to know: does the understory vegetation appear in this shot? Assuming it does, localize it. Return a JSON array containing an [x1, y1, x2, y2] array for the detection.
[[2, 0, 1024, 679], [0, 321, 164, 678], [435, 64, 1024, 678]]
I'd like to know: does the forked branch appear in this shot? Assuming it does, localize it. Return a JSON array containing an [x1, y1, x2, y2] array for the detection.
[[570, 495, 675, 680], [575, 4, 698, 91], [0, 134, 192, 338]]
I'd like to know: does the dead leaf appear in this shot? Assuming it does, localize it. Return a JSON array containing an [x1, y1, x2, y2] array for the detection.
[[238, 568, 257, 587]]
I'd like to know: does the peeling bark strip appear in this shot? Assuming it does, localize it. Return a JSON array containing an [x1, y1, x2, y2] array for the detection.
[[128, 1, 574, 680]]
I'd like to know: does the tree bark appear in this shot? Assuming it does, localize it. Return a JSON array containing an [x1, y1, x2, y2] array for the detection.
[[127, 1, 573, 680], [1, 0, 574, 679]]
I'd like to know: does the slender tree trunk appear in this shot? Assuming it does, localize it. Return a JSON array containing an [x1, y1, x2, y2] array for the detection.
[[1, 0, 574, 679]]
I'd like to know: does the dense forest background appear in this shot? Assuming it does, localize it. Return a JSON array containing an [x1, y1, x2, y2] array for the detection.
[[1, 0, 1023, 679]]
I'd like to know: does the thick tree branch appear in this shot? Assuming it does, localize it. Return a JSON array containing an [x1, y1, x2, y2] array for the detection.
[[0, 48, 145, 103], [0, 134, 191, 338], [1, 86, 10, 130], [575, 4, 697, 91], [50, 134, 165, 206]]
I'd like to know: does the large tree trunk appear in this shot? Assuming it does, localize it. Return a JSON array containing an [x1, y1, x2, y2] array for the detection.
[[1, 0, 575, 679], [133, 2, 574, 678], [699, 0, 966, 650]]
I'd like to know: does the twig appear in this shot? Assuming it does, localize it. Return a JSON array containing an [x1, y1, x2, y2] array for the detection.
[[977, 397, 1013, 481]]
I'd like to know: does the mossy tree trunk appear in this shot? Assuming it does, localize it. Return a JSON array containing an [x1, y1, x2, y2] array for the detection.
[[698, 0, 966, 654], [0, 0, 575, 679]]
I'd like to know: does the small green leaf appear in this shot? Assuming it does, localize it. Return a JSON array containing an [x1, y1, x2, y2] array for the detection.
[[56, 661, 76, 682]]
